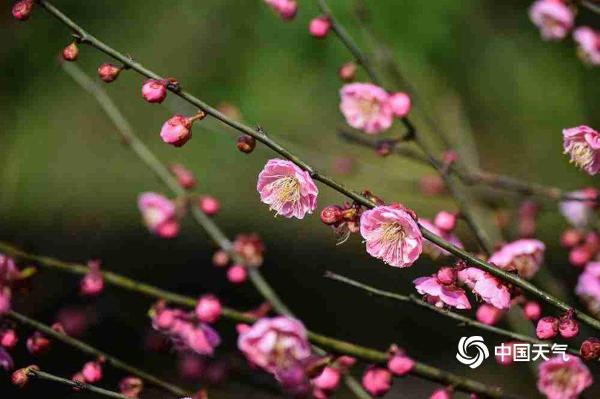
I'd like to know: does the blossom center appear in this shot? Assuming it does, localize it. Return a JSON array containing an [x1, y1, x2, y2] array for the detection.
[[380, 222, 406, 244], [569, 142, 594, 170], [551, 368, 573, 391], [269, 176, 301, 213], [357, 98, 381, 120]]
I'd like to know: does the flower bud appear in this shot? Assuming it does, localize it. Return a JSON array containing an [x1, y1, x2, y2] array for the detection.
[[82, 361, 103, 383], [195, 295, 222, 324], [559, 315, 579, 339], [523, 301, 541, 321], [361, 367, 392, 397], [580, 338, 600, 361], [569, 245, 591, 267], [430, 389, 452, 399], [119, 376, 143, 398], [375, 141, 393, 157], [12, 0, 34, 21], [198, 195, 220, 216], [434, 211, 457, 232], [309, 16, 331, 38], [12, 365, 38, 387], [338, 62, 357, 82], [476, 304, 503, 326], [212, 250, 230, 268], [169, 163, 196, 190], [495, 342, 515, 366], [142, 79, 168, 103], [26, 332, 51, 356], [236, 135, 256, 153], [97, 63, 122, 83], [585, 231, 600, 253], [0, 329, 18, 349], [320, 205, 342, 225], [387, 353, 414, 376], [436, 266, 456, 285], [62, 42, 79, 62], [160, 115, 193, 147], [227, 265, 247, 284], [536, 316, 559, 339], [388, 92, 412, 118], [312, 366, 341, 392], [560, 228, 583, 248]]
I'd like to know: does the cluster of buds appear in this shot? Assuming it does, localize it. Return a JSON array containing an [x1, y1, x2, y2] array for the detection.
[[211, 233, 266, 284], [536, 310, 579, 340], [151, 301, 221, 356], [320, 191, 384, 242]]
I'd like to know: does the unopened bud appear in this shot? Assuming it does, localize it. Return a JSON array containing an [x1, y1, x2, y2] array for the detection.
[[142, 79, 168, 103], [338, 62, 357, 82], [12, 0, 34, 21], [97, 63, 122, 83], [309, 16, 331, 38], [62, 42, 79, 62], [580, 338, 600, 361], [198, 195, 220, 216], [236, 135, 256, 153], [320, 205, 342, 225]]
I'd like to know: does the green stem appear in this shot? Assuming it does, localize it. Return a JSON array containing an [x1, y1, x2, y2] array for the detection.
[[27, 368, 132, 399], [0, 242, 519, 399], [6, 310, 193, 397]]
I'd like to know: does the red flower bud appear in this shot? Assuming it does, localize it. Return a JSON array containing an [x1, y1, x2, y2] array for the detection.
[[62, 42, 79, 62], [338, 62, 357, 82], [580, 338, 600, 361], [236, 135, 256, 153], [12, 0, 34, 21], [12, 365, 38, 387], [97, 63, 122, 83], [142, 79, 167, 103], [198, 195, 220, 216], [320, 205, 342, 225]]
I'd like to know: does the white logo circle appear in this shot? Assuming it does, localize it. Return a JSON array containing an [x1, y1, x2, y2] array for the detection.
[[456, 336, 489, 369]]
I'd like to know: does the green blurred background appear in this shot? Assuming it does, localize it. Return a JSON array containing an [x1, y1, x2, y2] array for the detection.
[[1, 0, 599, 397]]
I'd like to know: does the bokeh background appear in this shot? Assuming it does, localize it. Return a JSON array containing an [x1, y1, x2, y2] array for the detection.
[[1, 0, 599, 397]]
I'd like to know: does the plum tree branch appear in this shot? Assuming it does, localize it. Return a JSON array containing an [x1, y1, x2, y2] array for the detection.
[[35, 0, 600, 334], [5, 310, 193, 397], [0, 241, 520, 399], [26, 368, 133, 399]]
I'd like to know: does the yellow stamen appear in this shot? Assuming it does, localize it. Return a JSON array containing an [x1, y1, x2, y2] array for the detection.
[[269, 176, 301, 215]]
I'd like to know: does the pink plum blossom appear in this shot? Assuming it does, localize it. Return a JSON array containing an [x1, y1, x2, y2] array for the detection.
[[563, 125, 600, 176], [529, 0, 574, 41], [573, 27, 600, 66], [361, 367, 392, 397], [537, 316, 559, 339], [387, 353, 414, 376], [312, 366, 341, 392], [138, 192, 180, 238], [360, 205, 423, 267], [430, 389, 452, 399], [195, 295, 222, 324], [413, 273, 471, 310], [82, 361, 103, 383], [458, 267, 511, 309], [537, 356, 592, 399], [257, 159, 318, 219], [576, 262, 600, 316], [488, 239, 545, 279], [237, 317, 311, 374], [80, 260, 104, 296], [227, 265, 247, 284], [264, 0, 297, 20], [476, 304, 504, 325], [339, 83, 394, 134], [419, 219, 463, 258], [559, 188, 598, 228]]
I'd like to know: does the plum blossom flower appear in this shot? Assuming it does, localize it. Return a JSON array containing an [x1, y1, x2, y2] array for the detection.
[[576, 262, 600, 316], [488, 239, 545, 279], [237, 317, 311, 374], [264, 0, 297, 20], [257, 159, 318, 219], [529, 0, 574, 41], [340, 83, 394, 134], [559, 188, 598, 228], [537, 356, 592, 399], [413, 273, 471, 310], [419, 219, 463, 259], [573, 27, 600, 66], [360, 205, 423, 267], [458, 267, 511, 309], [563, 125, 600, 176], [138, 192, 180, 238]]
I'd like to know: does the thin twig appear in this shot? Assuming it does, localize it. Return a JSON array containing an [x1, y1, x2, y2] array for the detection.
[[26, 368, 132, 399], [5, 310, 193, 397], [0, 241, 520, 399], [325, 272, 580, 357], [35, 0, 600, 334]]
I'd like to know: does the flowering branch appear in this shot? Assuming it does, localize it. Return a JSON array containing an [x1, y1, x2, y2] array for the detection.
[[22, 368, 132, 399], [325, 271, 580, 357], [0, 241, 520, 399], [339, 129, 595, 204], [5, 310, 193, 397], [60, 62, 368, 398]]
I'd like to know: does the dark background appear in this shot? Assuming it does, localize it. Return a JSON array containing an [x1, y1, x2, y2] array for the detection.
[[1, 0, 599, 397]]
